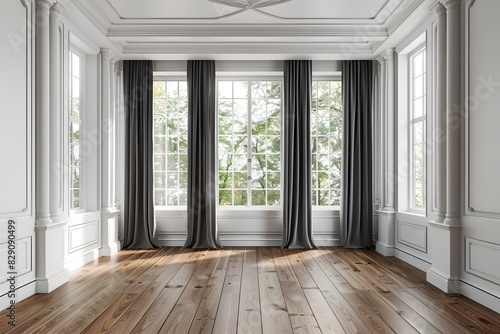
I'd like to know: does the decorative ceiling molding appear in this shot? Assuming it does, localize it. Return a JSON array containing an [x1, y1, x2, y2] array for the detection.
[[206, 0, 292, 9], [64, 0, 432, 60]]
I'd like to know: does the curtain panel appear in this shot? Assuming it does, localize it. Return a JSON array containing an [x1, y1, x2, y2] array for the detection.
[[340, 60, 374, 248], [185, 60, 222, 249], [282, 60, 316, 249], [123, 60, 159, 249]]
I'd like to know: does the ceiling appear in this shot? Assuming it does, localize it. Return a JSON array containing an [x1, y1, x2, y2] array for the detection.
[[72, 0, 430, 60]]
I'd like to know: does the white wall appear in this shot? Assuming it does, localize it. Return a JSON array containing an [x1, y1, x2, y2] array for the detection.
[[156, 209, 340, 247], [461, 0, 500, 312], [0, 0, 37, 308]]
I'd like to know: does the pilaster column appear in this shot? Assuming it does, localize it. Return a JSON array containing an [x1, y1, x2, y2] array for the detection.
[[109, 57, 117, 208], [383, 48, 396, 212], [435, 3, 447, 224], [378, 56, 386, 210], [375, 52, 396, 256], [35, 0, 53, 226], [443, 0, 462, 227], [427, 0, 463, 294], [100, 48, 114, 213], [35, 0, 69, 293], [49, 2, 61, 220], [100, 49, 120, 256]]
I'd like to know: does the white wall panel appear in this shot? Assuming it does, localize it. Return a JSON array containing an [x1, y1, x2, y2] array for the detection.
[[156, 209, 340, 246], [68, 220, 100, 253], [0, 0, 30, 216], [468, 0, 500, 216], [397, 221, 427, 253], [466, 238, 500, 285]]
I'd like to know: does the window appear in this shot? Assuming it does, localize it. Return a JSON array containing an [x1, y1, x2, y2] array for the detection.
[[153, 80, 188, 207], [311, 81, 342, 206], [69, 50, 83, 210], [152, 77, 343, 209], [218, 81, 282, 206], [409, 47, 426, 210]]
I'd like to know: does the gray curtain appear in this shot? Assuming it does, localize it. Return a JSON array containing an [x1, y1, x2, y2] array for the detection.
[[185, 60, 222, 249], [123, 60, 159, 249], [282, 60, 315, 249], [341, 60, 374, 248]]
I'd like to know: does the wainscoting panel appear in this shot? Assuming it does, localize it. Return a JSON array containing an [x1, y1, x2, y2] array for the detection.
[[0, 0, 32, 218], [397, 220, 427, 253], [0, 236, 32, 283], [65, 213, 102, 270], [155, 209, 340, 246], [466, 237, 500, 285], [68, 220, 100, 254]]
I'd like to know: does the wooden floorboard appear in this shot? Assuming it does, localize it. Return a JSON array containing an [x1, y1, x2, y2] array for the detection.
[[2, 247, 499, 334]]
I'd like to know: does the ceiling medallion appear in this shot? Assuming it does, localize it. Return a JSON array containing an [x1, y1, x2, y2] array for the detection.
[[207, 0, 291, 9]]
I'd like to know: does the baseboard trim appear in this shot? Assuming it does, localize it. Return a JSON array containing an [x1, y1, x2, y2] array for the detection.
[[460, 280, 500, 313], [65, 248, 100, 272], [427, 267, 460, 293], [394, 248, 431, 272], [99, 242, 121, 257], [376, 241, 395, 256], [0, 280, 36, 310], [36, 268, 69, 293]]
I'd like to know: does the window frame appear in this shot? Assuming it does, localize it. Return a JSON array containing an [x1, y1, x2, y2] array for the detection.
[[69, 46, 86, 214], [310, 76, 343, 208], [153, 76, 189, 209], [216, 76, 284, 209], [152, 73, 343, 212], [407, 44, 427, 214]]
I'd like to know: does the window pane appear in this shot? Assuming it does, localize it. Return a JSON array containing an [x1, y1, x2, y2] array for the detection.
[[71, 189, 80, 209], [219, 80, 282, 206], [311, 81, 342, 206], [410, 48, 427, 211], [153, 80, 188, 206]]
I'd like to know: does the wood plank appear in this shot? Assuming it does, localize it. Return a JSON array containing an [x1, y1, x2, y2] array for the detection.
[[106, 248, 200, 334], [187, 249, 232, 334], [212, 249, 244, 334], [3, 249, 160, 334], [289, 315, 322, 334], [340, 249, 458, 334], [303, 288, 346, 334], [37, 248, 171, 334], [297, 249, 380, 334], [80, 247, 184, 333], [363, 250, 499, 333], [257, 247, 294, 334], [284, 249, 317, 289], [237, 247, 263, 334], [313, 248, 421, 334], [0, 249, 140, 332], [157, 250, 221, 334], [2, 247, 500, 334], [128, 249, 207, 334]]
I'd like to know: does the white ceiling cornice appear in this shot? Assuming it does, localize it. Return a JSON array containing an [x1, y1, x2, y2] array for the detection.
[[69, 0, 432, 60]]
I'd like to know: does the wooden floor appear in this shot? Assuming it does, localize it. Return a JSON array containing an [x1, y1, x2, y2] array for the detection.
[[1, 248, 499, 334]]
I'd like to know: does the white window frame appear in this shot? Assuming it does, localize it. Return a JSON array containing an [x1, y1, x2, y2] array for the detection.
[[311, 76, 342, 208], [153, 76, 188, 209], [216, 77, 283, 209], [408, 44, 427, 213], [69, 46, 86, 214]]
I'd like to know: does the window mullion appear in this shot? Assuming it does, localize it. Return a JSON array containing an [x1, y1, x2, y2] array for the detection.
[[247, 80, 252, 207]]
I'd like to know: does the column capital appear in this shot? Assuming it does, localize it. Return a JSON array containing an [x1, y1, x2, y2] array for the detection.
[[50, 1, 62, 16], [441, 0, 462, 9], [384, 48, 395, 62], [35, 0, 54, 8], [101, 48, 113, 62], [376, 54, 386, 65], [430, 2, 446, 16]]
